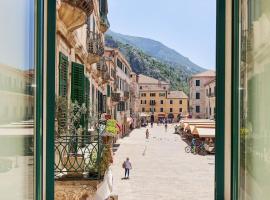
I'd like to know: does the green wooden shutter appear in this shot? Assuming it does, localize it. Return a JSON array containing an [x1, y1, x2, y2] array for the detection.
[[84, 77, 90, 134], [59, 52, 68, 97], [107, 84, 111, 97], [71, 62, 85, 105]]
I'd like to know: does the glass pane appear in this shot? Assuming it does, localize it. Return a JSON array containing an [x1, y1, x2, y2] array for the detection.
[[0, 1, 35, 199], [239, 1, 270, 199]]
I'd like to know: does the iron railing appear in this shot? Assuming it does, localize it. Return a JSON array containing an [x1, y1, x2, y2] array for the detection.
[[62, 0, 94, 16], [111, 92, 121, 102], [54, 134, 104, 180], [86, 31, 104, 56]]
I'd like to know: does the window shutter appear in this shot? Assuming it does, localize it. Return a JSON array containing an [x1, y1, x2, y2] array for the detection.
[[59, 52, 68, 97], [107, 84, 111, 97], [84, 77, 90, 134], [71, 62, 85, 105]]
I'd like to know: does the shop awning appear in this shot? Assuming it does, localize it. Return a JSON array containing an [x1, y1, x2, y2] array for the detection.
[[196, 128, 215, 138], [140, 113, 150, 117], [158, 114, 165, 117]]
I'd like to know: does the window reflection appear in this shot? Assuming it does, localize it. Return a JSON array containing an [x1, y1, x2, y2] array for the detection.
[[0, 1, 35, 199], [239, 1, 270, 199]]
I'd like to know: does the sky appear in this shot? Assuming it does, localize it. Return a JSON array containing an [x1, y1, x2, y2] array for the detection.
[[108, 0, 216, 70]]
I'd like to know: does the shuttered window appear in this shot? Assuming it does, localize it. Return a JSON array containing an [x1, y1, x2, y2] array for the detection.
[[107, 84, 111, 97], [84, 77, 90, 134], [71, 62, 85, 105], [59, 52, 68, 97]]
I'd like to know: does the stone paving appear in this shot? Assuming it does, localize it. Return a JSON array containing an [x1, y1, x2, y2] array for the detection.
[[111, 124, 215, 200]]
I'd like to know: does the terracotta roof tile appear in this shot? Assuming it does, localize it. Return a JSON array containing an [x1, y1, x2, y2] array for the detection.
[[192, 70, 216, 78], [138, 74, 169, 85], [167, 91, 188, 99]]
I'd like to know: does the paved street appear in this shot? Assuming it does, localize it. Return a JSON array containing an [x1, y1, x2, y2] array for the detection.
[[111, 124, 215, 200]]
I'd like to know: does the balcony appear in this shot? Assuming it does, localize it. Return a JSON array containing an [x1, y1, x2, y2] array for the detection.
[[100, 14, 110, 33], [58, 0, 94, 31], [207, 93, 215, 97], [111, 69, 117, 80], [124, 91, 130, 100], [54, 130, 114, 200], [99, 0, 110, 33], [150, 102, 156, 106], [111, 93, 121, 102], [54, 135, 104, 180], [96, 57, 109, 81], [87, 31, 104, 64]]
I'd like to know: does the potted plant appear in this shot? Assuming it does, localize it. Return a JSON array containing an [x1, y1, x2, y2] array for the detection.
[[55, 97, 87, 177]]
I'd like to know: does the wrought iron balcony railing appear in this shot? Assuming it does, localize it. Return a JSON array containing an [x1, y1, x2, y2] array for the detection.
[[87, 31, 104, 57], [54, 135, 104, 180], [207, 93, 215, 97], [62, 0, 94, 16], [111, 92, 121, 102], [111, 69, 116, 80]]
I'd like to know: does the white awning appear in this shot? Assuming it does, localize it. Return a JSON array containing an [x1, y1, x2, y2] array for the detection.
[[197, 128, 215, 138], [140, 113, 150, 117]]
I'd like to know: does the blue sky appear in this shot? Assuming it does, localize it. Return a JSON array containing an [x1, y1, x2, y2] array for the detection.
[[108, 0, 216, 69]]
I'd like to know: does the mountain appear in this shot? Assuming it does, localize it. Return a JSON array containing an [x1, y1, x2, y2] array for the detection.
[[106, 30, 205, 73], [105, 30, 206, 93]]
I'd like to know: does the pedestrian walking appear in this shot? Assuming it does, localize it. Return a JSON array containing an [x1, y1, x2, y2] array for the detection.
[[146, 129, 149, 139], [151, 121, 153, 128], [122, 157, 132, 179]]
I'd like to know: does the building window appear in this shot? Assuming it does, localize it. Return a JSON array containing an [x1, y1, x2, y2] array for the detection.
[[141, 93, 146, 97], [196, 80, 200, 86], [141, 100, 143, 104], [179, 108, 182, 112], [160, 108, 163, 112], [159, 93, 165, 97], [179, 100, 182, 104], [170, 108, 173, 112], [196, 106, 200, 113], [210, 107, 212, 115], [196, 92, 200, 99], [160, 100, 163, 104], [142, 107, 145, 112], [117, 58, 123, 70], [140, 86, 142, 89], [170, 100, 173, 104], [150, 93, 156, 97], [150, 100, 156, 105]]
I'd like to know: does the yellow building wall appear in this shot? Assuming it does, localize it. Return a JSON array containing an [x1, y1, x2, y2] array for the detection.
[[139, 91, 188, 122]]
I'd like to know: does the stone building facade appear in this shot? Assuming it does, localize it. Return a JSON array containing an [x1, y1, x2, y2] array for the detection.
[[205, 79, 216, 119], [104, 48, 132, 137], [138, 75, 188, 122], [189, 70, 215, 119], [55, 0, 110, 199]]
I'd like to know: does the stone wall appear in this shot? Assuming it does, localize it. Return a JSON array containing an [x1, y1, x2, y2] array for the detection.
[[55, 180, 100, 200]]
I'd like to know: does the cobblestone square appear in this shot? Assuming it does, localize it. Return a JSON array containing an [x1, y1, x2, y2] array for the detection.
[[111, 124, 215, 200]]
